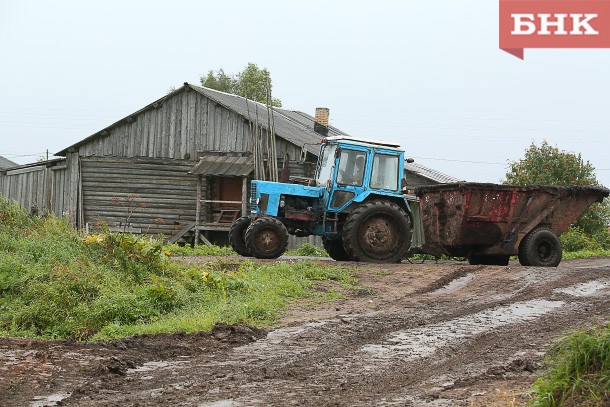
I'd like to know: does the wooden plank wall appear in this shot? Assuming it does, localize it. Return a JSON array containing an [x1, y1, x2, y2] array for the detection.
[[78, 91, 255, 159], [80, 157, 198, 237], [0, 162, 71, 218], [76, 90, 308, 176]]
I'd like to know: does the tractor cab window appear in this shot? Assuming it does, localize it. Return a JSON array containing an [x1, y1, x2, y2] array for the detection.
[[336, 149, 366, 186], [370, 153, 399, 191], [315, 144, 336, 186]]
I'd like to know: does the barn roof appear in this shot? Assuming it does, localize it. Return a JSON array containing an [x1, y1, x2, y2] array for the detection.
[[54, 83, 460, 184], [189, 154, 254, 177], [0, 156, 18, 171], [56, 83, 334, 157]]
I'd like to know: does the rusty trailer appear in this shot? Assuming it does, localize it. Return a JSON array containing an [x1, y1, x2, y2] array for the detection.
[[415, 183, 610, 266]]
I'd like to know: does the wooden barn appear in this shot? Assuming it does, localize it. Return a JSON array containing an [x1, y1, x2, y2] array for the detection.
[[0, 83, 460, 246]]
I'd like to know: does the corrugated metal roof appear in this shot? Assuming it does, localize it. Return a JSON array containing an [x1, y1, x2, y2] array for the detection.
[[189, 155, 254, 176], [405, 162, 463, 184], [0, 156, 18, 171]]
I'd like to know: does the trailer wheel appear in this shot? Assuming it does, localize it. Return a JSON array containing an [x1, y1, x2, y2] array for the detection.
[[245, 217, 289, 259], [343, 200, 412, 263], [518, 227, 562, 267], [323, 238, 351, 261], [468, 255, 510, 266], [229, 217, 252, 257]]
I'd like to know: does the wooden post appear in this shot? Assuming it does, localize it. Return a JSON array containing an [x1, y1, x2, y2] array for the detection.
[[241, 176, 248, 217], [195, 174, 202, 245]]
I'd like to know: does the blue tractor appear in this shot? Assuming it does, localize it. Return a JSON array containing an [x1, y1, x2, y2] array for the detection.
[[229, 136, 414, 263]]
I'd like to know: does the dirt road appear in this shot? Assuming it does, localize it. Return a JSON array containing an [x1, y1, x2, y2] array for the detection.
[[1, 257, 609, 406]]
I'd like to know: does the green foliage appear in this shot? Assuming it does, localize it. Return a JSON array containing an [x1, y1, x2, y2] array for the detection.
[[504, 141, 610, 235], [166, 243, 235, 257], [530, 324, 610, 406], [286, 243, 328, 257], [562, 250, 610, 260], [0, 198, 356, 340], [560, 228, 602, 252], [200, 62, 282, 107]]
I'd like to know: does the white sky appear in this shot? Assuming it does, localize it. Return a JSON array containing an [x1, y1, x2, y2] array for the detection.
[[1, 0, 609, 186]]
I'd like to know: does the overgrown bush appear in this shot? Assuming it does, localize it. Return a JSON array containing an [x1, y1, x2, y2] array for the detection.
[[560, 227, 610, 253], [287, 243, 328, 257], [0, 198, 356, 340], [560, 227, 602, 252], [530, 324, 610, 406]]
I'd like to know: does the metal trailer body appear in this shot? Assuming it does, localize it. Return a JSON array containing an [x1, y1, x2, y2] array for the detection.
[[415, 183, 610, 266]]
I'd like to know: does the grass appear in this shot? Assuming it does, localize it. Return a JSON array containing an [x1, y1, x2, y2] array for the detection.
[[0, 197, 358, 341], [563, 250, 610, 260], [165, 243, 236, 256], [285, 242, 329, 257], [530, 324, 610, 406]]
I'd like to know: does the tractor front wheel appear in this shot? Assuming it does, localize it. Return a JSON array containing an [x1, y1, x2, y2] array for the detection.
[[245, 217, 289, 259], [229, 216, 252, 257], [343, 200, 412, 263]]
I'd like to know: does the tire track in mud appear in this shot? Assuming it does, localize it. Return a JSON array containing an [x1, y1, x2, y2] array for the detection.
[[193, 264, 609, 406], [53, 260, 610, 406]]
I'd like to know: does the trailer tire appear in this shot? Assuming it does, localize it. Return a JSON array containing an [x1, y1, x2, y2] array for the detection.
[[518, 227, 562, 267], [229, 217, 252, 257], [343, 200, 412, 263], [323, 238, 351, 261], [245, 217, 289, 259]]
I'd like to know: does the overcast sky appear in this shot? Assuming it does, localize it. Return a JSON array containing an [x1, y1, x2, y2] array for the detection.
[[1, 0, 609, 187]]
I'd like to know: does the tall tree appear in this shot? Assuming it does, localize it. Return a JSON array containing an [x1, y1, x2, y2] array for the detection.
[[200, 63, 281, 107], [504, 140, 609, 235]]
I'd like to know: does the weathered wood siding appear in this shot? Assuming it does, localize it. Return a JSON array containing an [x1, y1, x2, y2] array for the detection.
[[78, 91, 255, 159], [81, 157, 197, 236], [0, 161, 72, 219], [76, 90, 309, 178]]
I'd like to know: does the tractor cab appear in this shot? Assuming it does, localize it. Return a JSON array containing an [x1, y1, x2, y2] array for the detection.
[[315, 136, 406, 213], [231, 136, 414, 262]]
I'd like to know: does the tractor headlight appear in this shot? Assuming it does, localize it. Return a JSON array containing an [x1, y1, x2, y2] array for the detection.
[[279, 196, 285, 208]]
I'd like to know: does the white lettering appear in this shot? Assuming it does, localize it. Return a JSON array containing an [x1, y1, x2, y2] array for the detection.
[[511, 14, 536, 35], [538, 13, 568, 35], [570, 14, 599, 35]]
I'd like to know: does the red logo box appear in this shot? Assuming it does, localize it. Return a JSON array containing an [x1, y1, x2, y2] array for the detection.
[[499, 0, 610, 59]]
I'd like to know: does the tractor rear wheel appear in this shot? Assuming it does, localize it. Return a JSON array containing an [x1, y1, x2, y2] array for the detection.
[[518, 227, 562, 267], [323, 238, 351, 261], [343, 200, 412, 263], [245, 217, 289, 259], [229, 216, 252, 257]]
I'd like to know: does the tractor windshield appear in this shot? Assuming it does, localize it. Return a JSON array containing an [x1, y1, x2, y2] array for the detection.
[[316, 144, 336, 186]]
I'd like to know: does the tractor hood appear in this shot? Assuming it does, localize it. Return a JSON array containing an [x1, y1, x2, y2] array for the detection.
[[251, 180, 324, 217]]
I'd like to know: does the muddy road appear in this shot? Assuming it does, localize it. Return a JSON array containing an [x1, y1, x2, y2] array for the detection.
[[1, 257, 609, 406]]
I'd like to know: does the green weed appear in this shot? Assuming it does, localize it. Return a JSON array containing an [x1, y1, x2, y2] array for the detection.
[[286, 243, 328, 257], [0, 198, 357, 340], [166, 243, 235, 257], [530, 324, 610, 406]]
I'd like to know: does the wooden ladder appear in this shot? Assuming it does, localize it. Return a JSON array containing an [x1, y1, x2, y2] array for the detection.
[[218, 209, 240, 223]]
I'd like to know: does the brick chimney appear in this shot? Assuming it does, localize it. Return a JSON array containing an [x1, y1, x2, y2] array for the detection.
[[314, 107, 329, 137]]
